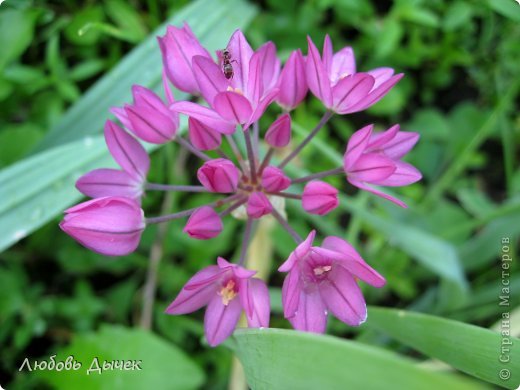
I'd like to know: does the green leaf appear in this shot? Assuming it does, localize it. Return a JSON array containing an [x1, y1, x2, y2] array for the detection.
[[229, 328, 485, 390], [366, 307, 520, 389], [486, 0, 520, 22], [0, 0, 257, 252], [0, 8, 37, 69], [38, 325, 204, 390], [105, 0, 148, 43]]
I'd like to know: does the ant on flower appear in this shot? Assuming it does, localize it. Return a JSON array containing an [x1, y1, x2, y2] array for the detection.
[[221, 48, 237, 79]]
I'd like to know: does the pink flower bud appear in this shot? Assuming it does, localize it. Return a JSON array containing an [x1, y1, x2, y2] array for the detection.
[[183, 206, 223, 240], [276, 49, 308, 111], [158, 23, 212, 95], [302, 181, 339, 215], [197, 158, 240, 193], [247, 192, 273, 219], [59, 197, 145, 256], [261, 166, 290, 192], [265, 113, 291, 148]]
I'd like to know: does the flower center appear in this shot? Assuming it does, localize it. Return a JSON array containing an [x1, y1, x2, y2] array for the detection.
[[313, 265, 332, 277], [218, 279, 237, 305], [226, 86, 244, 95]]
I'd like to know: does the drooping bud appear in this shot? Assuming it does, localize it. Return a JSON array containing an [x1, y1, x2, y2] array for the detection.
[[302, 181, 339, 215], [183, 206, 223, 240], [265, 113, 291, 148], [261, 166, 291, 192], [59, 197, 145, 256], [197, 158, 240, 193], [246, 192, 273, 219]]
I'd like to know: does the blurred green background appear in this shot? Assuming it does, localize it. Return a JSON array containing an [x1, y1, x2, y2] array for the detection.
[[0, 0, 519, 389]]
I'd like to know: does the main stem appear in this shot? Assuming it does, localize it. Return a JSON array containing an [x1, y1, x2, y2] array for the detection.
[[238, 218, 254, 266], [278, 110, 333, 168], [244, 129, 257, 183], [176, 136, 211, 161], [145, 183, 209, 192]]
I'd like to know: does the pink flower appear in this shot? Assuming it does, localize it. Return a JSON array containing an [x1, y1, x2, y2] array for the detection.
[[166, 257, 270, 346], [306, 35, 403, 114], [111, 86, 179, 144], [265, 114, 291, 148], [276, 49, 308, 111], [60, 197, 145, 256], [171, 30, 280, 130], [158, 23, 212, 95], [302, 181, 338, 215], [247, 192, 273, 219], [197, 158, 240, 193], [76, 120, 150, 200], [184, 207, 223, 240], [344, 124, 421, 208], [279, 231, 385, 333], [261, 166, 291, 192]]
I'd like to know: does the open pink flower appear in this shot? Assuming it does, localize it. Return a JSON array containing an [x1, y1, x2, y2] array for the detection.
[[344, 124, 421, 208], [60, 196, 145, 256], [76, 120, 150, 200], [166, 257, 270, 346], [279, 231, 385, 333], [111, 85, 179, 144], [171, 30, 280, 131], [158, 23, 212, 95], [306, 35, 403, 114]]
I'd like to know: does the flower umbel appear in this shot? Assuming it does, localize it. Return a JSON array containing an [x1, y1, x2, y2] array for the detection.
[[61, 25, 421, 346]]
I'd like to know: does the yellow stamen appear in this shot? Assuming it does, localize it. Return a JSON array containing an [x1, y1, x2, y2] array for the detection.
[[226, 86, 244, 95], [219, 280, 237, 306], [313, 265, 332, 276]]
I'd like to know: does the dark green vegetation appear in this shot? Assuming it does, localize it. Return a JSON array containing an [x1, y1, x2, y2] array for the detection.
[[0, 0, 519, 389]]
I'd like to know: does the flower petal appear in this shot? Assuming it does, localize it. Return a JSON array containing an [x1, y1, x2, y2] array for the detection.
[[276, 49, 308, 111], [379, 131, 420, 160], [281, 268, 302, 319], [366, 67, 395, 89], [322, 34, 333, 76], [332, 73, 374, 113], [76, 168, 141, 199], [192, 55, 229, 106], [170, 101, 236, 134], [330, 47, 356, 84], [372, 160, 422, 187], [343, 124, 373, 170], [306, 36, 332, 108], [366, 124, 400, 151], [288, 287, 327, 333], [347, 153, 395, 183], [244, 278, 270, 328], [320, 266, 367, 326], [204, 294, 242, 346], [346, 73, 404, 113], [247, 88, 279, 127], [213, 91, 253, 125], [104, 120, 150, 180], [188, 117, 222, 151], [225, 29, 254, 92], [278, 230, 316, 272], [321, 236, 386, 288], [165, 266, 222, 314]]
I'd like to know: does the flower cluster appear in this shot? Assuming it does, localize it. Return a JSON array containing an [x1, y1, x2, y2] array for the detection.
[[60, 23, 421, 346]]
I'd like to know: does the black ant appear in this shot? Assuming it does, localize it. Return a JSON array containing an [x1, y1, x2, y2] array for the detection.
[[221, 49, 237, 80]]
